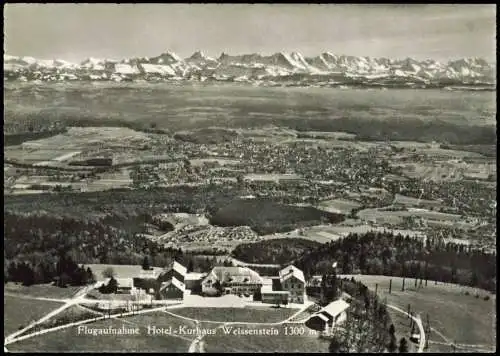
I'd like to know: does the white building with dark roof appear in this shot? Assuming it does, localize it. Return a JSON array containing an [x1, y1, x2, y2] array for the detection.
[[201, 266, 263, 296], [279, 265, 306, 303]]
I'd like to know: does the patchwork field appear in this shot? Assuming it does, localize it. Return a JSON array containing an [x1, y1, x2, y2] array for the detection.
[[277, 224, 426, 243], [318, 198, 362, 214], [393, 194, 443, 208], [342, 275, 496, 352], [398, 161, 496, 182], [84, 168, 133, 192], [189, 158, 241, 167], [357, 207, 465, 226], [244, 173, 303, 182], [4, 296, 63, 337], [4, 127, 152, 169]]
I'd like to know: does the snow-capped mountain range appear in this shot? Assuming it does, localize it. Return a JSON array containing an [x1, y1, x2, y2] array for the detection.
[[4, 51, 496, 88]]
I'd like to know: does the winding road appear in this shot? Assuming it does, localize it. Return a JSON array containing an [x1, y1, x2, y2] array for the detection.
[[386, 304, 426, 352]]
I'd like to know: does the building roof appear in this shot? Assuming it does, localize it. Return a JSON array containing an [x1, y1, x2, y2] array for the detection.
[[104, 278, 133, 289], [185, 272, 206, 281], [261, 284, 273, 293], [204, 266, 263, 285], [261, 278, 274, 286], [139, 269, 157, 278], [314, 313, 330, 322], [320, 299, 350, 318], [173, 261, 187, 276], [172, 276, 185, 291], [279, 265, 305, 283], [161, 278, 184, 292]]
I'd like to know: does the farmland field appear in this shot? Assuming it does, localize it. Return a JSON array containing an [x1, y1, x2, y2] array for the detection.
[[263, 224, 426, 244], [244, 173, 303, 182], [4, 296, 63, 337], [4, 283, 81, 299], [398, 161, 496, 182], [318, 198, 362, 214], [85, 264, 164, 281], [357, 207, 464, 226], [393, 194, 443, 208], [290, 224, 426, 243], [342, 275, 496, 352]]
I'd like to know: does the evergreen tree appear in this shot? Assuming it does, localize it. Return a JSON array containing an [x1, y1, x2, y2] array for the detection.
[[389, 324, 395, 335], [329, 337, 346, 353], [87, 267, 96, 284], [388, 334, 397, 352], [142, 256, 151, 270], [187, 259, 194, 273], [213, 280, 222, 296], [399, 337, 409, 353], [107, 277, 118, 294]]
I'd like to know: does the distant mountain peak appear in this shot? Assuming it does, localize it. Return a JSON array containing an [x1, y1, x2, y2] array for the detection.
[[3, 51, 495, 88], [188, 50, 215, 62]]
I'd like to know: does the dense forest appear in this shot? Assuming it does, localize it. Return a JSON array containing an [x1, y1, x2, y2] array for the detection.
[[210, 198, 344, 235], [266, 116, 497, 145], [294, 232, 497, 292], [4, 128, 68, 146], [173, 128, 240, 144], [5, 251, 96, 287], [232, 231, 496, 292], [4, 212, 184, 268], [3, 211, 240, 286], [232, 238, 321, 264], [310, 269, 396, 352], [4, 185, 240, 219]]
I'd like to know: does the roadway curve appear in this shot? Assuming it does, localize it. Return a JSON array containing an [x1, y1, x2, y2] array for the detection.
[[386, 304, 426, 353]]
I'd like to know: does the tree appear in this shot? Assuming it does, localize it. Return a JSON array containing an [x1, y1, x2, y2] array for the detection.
[[102, 267, 115, 279], [389, 324, 395, 335], [213, 280, 222, 296], [399, 337, 409, 353], [329, 337, 346, 353], [107, 277, 118, 294], [253, 289, 262, 302], [142, 256, 151, 271], [330, 269, 338, 299], [388, 334, 397, 353], [87, 267, 96, 284], [21, 263, 36, 286], [187, 259, 194, 273]]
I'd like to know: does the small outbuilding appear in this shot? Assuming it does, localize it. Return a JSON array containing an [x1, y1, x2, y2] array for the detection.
[[305, 299, 350, 333]]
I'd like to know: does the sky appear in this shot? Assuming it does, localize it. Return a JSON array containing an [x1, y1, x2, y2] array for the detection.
[[4, 4, 496, 63]]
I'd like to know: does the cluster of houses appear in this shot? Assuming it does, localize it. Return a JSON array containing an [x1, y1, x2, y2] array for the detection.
[[105, 261, 307, 306], [98, 261, 351, 333]]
